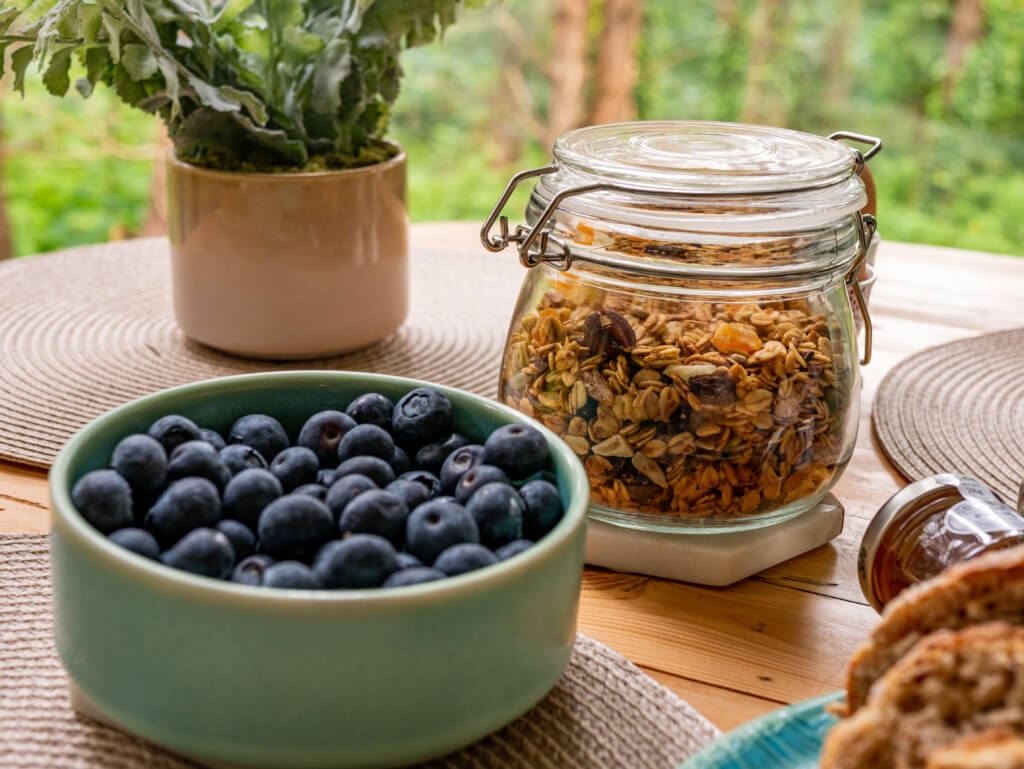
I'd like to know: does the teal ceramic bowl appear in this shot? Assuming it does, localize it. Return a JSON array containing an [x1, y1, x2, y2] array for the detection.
[[49, 372, 589, 769]]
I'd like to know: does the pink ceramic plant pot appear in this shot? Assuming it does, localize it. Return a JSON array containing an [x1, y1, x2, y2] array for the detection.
[[166, 144, 408, 360]]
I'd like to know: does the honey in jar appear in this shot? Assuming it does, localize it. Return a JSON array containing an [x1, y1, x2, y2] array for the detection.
[[859, 473, 1024, 611]]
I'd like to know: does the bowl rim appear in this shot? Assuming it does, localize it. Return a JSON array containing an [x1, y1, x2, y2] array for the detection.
[[49, 371, 590, 610]]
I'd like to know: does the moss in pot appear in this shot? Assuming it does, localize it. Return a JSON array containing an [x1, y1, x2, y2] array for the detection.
[[2, 0, 483, 359]]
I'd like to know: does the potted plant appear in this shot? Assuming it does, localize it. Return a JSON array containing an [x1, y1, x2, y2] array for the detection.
[[1, 0, 481, 359]]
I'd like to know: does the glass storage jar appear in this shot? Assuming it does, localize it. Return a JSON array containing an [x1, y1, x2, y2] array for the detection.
[[482, 121, 881, 533]]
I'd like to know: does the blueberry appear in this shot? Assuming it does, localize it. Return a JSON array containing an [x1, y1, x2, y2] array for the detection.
[[257, 495, 333, 560], [392, 388, 453, 447], [389, 445, 411, 475], [199, 428, 227, 451], [335, 456, 395, 487], [147, 414, 202, 456], [440, 445, 485, 494], [519, 480, 564, 540], [297, 410, 356, 467], [108, 527, 160, 560], [216, 519, 256, 561], [110, 434, 166, 499], [220, 444, 268, 476], [228, 414, 289, 463], [160, 527, 235, 579], [71, 469, 134, 534], [263, 561, 323, 589], [398, 470, 442, 498], [386, 479, 431, 511], [293, 483, 328, 503], [465, 482, 525, 548], [345, 393, 394, 430], [382, 567, 447, 587], [269, 446, 319, 492], [415, 433, 470, 474], [494, 539, 534, 561], [337, 424, 395, 463], [144, 477, 221, 546], [313, 534, 399, 588], [317, 468, 337, 487], [433, 543, 497, 577], [483, 424, 549, 479], [396, 552, 424, 570], [454, 464, 512, 505], [232, 553, 274, 586], [166, 440, 231, 490], [222, 468, 283, 529], [405, 499, 479, 565], [339, 490, 409, 547], [519, 469, 560, 488], [326, 474, 378, 520]]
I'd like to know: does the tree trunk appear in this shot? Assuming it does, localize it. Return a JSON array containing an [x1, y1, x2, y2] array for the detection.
[[0, 91, 11, 261], [740, 0, 789, 126], [943, 0, 985, 112], [717, 0, 738, 25], [545, 0, 589, 149], [822, 0, 861, 113], [589, 0, 645, 126], [139, 124, 174, 238]]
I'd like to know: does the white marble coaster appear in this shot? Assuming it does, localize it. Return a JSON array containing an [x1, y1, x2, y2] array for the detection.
[[585, 494, 844, 586]]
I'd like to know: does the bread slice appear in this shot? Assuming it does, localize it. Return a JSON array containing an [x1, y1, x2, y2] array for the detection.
[[842, 545, 1024, 714], [821, 623, 1024, 769], [927, 731, 1024, 769]]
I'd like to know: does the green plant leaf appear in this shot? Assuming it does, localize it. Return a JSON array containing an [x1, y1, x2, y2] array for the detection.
[[11, 44, 34, 95], [42, 45, 73, 94], [282, 26, 323, 62], [101, 11, 121, 61], [74, 44, 108, 96], [265, 0, 302, 30], [77, 3, 102, 42], [311, 37, 350, 115], [122, 42, 157, 79], [0, 8, 20, 35], [222, 84, 268, 124]]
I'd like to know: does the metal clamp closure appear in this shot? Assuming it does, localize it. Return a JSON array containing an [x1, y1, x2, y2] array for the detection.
[[847, 212, 877, 366], [827, 131, 884, 177]]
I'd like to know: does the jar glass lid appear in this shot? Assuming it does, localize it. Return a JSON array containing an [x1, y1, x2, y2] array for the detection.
[[554, 121, 859, 194], [530, 121, 868, 236]]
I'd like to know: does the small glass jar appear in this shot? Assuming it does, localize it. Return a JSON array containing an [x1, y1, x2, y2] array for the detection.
[[482, 122, 881, 533], [859, 473, 1024, 611]]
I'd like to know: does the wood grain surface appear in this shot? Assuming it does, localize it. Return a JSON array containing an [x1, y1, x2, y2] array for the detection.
[[5, 222, 1024, 733]]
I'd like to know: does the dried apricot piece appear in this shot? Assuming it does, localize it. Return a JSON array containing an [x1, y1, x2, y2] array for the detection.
[[711, 323, 763, 355]]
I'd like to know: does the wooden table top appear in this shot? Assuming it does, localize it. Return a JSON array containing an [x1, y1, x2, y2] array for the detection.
[[4, 221, 1024, 733]]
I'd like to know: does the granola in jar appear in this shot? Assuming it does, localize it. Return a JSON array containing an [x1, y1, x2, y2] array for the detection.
[[484, 121, 880, 530], [500, 279, 854, 524]]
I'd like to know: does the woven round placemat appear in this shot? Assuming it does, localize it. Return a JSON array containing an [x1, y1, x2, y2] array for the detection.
[[873, 327, 1024, 503], [0, 534, 719, 769], [0, 238, 523, 468]]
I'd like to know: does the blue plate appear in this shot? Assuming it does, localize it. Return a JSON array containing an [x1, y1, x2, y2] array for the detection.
[[679, 692, 844, 769]]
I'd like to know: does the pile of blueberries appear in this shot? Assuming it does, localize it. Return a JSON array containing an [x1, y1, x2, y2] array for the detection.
[[70, 387, 564, 590]]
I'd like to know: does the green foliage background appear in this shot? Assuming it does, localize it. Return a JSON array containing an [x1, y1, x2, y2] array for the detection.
[[4, 0, 1024, 257]]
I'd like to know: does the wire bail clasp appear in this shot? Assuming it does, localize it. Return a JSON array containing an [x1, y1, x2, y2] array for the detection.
[[480, 165, 574, 269]]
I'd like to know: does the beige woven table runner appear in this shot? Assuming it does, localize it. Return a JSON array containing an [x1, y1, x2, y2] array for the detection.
[[872, 327, 1024, 504], [0, 237, 521, 468], [0, 534, 719, 768]]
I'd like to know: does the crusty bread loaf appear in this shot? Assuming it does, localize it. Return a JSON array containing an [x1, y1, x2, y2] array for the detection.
[[821, 623, 1024, 769], [927, 730, 1024, 769], [841, 545, 1024, 715]]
